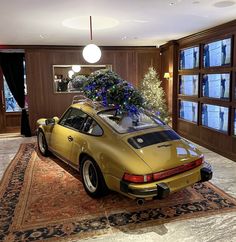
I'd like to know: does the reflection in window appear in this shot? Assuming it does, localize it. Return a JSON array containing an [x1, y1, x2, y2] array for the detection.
[[202, 104, 228, 132], [202, 73, 230, 99], [179, 75, 198, 96], [179, 100, 198, 123]]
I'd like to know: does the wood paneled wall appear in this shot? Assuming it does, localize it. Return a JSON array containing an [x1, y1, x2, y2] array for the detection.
[[160, 20, 236, 161], [25, 47, 160, 132]]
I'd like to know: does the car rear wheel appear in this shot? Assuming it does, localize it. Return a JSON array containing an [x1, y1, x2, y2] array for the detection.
[[80, 156, 109, 198], [37, 129, 49, 156]]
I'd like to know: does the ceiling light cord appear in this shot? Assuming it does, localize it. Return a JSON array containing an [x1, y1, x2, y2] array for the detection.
[[90, 16, 93, 41]]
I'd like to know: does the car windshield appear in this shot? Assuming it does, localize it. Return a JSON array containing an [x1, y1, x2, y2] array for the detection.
[[98, 109, 165, 134]]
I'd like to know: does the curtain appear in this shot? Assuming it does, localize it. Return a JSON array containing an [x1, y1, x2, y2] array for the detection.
[[0, 53, 31, 136]]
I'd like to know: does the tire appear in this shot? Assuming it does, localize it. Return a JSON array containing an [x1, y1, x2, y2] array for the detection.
[[37, 129, 49, 156], [80, 156, 109, 198]]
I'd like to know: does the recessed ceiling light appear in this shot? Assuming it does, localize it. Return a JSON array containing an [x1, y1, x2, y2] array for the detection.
[[214, 1, 235, 8], [121, 36, 127, 40], [169, 2, 176, 6], [39, 34, 44, 39]]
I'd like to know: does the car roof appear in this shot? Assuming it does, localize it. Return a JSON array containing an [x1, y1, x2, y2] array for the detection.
[[70, 102, 114, 116]]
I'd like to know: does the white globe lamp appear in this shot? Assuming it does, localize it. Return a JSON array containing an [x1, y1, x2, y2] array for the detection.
[[82, 16, 102, 63], [68, 70, 74, 79], [72, 65, 81, 73], [82, 44, 101, 63]]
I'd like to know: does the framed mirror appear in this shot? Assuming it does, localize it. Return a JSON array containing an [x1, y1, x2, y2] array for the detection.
[[53, 64, 112, 93]]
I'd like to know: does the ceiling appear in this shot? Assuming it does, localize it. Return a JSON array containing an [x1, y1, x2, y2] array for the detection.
[[1, 0, 236, 47]]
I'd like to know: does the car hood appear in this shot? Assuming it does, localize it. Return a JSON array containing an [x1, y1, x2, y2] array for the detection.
[[122, 129, 202, 173]]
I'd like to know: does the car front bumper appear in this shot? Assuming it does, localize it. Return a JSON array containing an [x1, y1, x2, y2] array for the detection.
[[120, 162, 212, 200]]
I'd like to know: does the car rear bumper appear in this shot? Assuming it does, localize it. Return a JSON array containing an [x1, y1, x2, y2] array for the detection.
[[120, 162, 212, 200]]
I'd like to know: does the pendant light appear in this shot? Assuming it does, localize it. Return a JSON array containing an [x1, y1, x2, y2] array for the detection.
[[82, 16, 101, 63]]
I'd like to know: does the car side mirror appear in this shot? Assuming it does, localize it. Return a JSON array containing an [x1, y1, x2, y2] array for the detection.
[[45, 117, 59, 125], [45, 118, 55, 125], [53, 117, 59, 123]]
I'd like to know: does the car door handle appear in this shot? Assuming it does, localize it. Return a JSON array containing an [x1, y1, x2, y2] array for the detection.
[[68, 136, 73, 142]]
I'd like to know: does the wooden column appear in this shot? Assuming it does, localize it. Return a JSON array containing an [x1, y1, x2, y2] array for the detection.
[[168, 41, 179, 130]]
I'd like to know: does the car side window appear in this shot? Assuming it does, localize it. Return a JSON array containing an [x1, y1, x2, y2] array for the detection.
[[59, 108, 88, 131], [82, 116, 103, 136]]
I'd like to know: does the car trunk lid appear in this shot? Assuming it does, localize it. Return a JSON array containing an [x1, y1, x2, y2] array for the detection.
[[123, 129, 202, 173]]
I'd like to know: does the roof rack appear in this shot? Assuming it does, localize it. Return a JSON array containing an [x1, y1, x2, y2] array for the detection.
[[72, 95, 105, 110]]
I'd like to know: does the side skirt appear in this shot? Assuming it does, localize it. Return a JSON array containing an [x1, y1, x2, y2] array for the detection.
[[48, 147, 79, 172]]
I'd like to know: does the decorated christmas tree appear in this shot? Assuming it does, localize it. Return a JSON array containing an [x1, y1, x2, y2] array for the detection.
[[141, 67, 170, 123], [84, 69, 144, 114]]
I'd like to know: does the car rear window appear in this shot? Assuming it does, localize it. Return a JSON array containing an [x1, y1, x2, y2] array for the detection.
[[98, 109, 165, 134], [128, 130, 181, 149]]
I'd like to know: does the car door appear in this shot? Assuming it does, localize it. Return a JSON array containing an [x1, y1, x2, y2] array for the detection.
[[49, 108, 88, 162], [70, 116, 103, 166]]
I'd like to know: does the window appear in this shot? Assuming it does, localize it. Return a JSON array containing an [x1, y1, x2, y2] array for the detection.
[[179, 75, 198, 96], [202, 104, 228, 132], [179, 100, 198, 123], [203, 38, 231, 68], [202, 73, 230, 99], [3, 78, 21, 112], [179, 46, 199, 70], [3, 60, 28, 113], [82, 116, 103, 136], [99, 109, 164, 134], [59, 108, 88, 131]]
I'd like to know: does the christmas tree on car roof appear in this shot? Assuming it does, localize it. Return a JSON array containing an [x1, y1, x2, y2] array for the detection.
[[84, 69, 143, 114]]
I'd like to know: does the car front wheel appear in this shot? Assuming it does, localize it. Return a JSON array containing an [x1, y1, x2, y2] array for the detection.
[[37, 129, 49, 156], [80, 156, 109, 198]]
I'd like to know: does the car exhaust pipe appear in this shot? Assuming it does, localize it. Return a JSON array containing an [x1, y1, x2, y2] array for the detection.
[[136, 198, 145, 206]]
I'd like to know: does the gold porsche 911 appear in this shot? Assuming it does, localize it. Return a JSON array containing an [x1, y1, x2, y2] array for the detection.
[[37, 96, 212, 203]]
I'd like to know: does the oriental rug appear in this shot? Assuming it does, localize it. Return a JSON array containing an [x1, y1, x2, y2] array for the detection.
[[1, 143, 236, 242]]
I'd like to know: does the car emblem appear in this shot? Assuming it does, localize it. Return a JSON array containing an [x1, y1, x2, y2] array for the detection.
[[137, 138, 144, 143]]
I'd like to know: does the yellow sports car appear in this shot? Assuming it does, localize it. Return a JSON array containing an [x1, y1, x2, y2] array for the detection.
[[37, 96, 212, 203]]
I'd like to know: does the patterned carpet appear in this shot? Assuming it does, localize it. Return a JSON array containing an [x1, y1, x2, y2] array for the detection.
[[1, 143, 236, 242]]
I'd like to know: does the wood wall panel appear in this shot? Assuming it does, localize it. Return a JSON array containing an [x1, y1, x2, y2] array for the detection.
[[25, 47, 160, 133], [5, 113, 21, 131]]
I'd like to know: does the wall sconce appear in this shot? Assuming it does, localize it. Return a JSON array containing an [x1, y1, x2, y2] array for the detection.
[[164, 72, 170, 80]]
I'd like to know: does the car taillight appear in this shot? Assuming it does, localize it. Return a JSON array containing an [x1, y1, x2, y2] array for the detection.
[[153, 156, 203, 181], [123, 173, 153, 183], [123, 156, 203, 183]]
